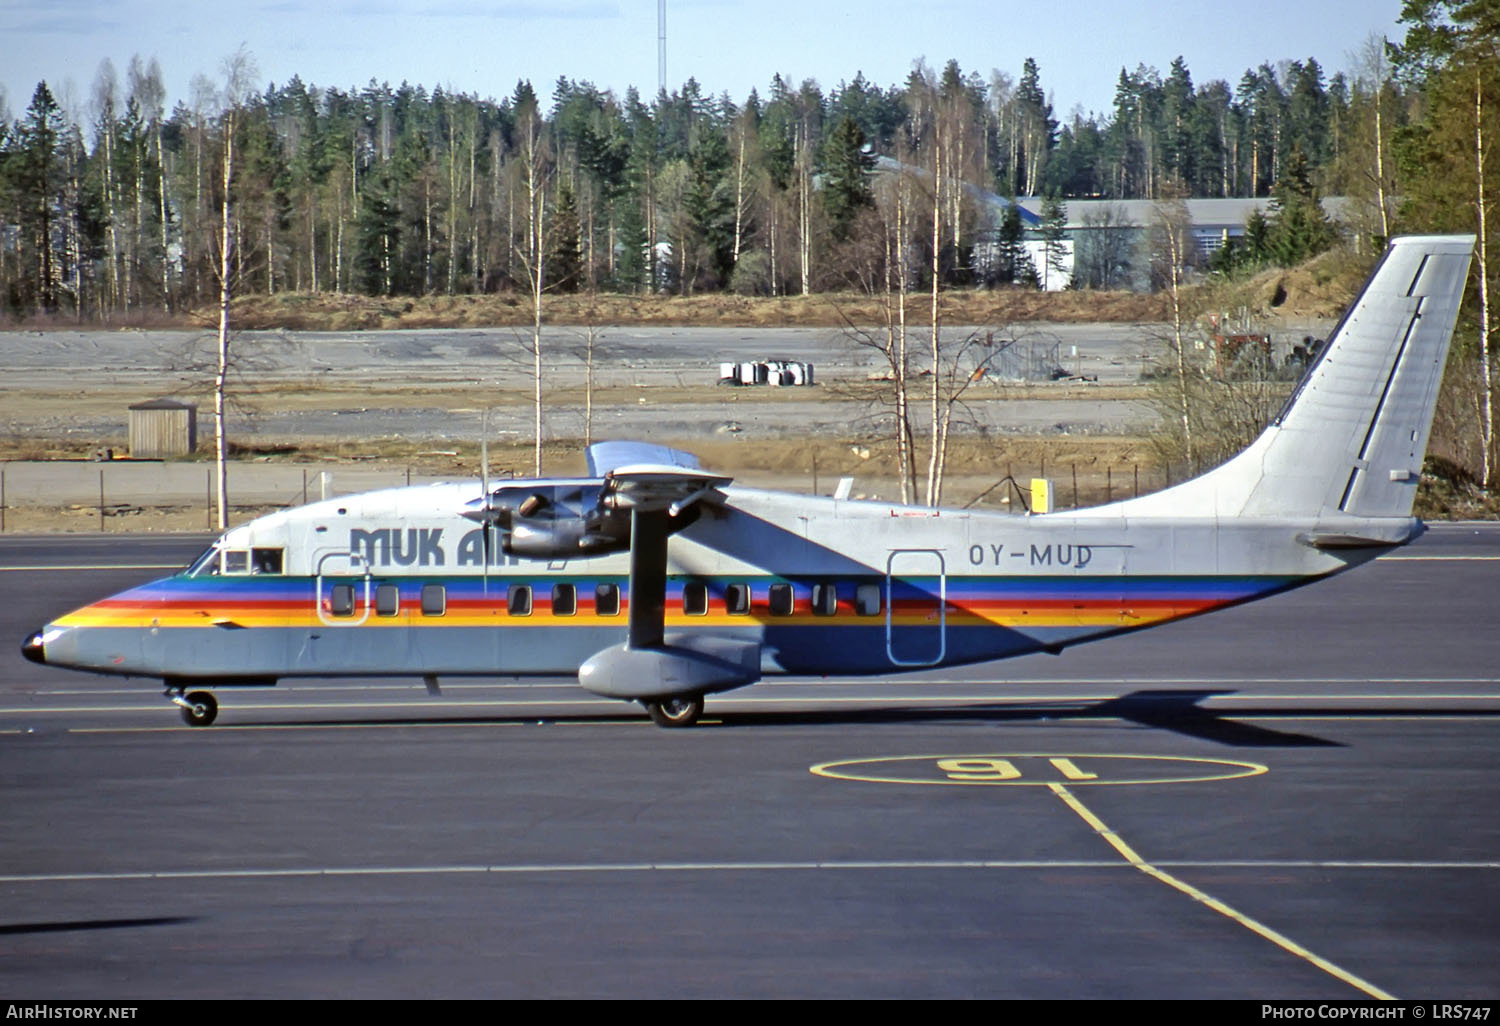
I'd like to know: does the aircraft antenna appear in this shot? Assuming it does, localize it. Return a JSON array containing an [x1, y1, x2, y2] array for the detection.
[[481, 408, 491, 583]]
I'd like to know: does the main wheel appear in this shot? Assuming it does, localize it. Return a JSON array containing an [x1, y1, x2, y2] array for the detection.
[[181, 690, 218, 727], [645, 694, 704, 728]]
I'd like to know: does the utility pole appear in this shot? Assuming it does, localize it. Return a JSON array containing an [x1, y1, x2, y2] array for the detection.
[[658, 0, 666, 97]]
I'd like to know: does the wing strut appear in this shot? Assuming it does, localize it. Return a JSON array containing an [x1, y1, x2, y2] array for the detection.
[[627, 509, 669, 650]]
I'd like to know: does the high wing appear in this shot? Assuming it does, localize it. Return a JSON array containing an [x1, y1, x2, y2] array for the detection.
[[456, 440, 754, 722], [460, 441, 729, 558], [598, 464, 733, 517], [577, 444, 758, 722], [585, 440, 703, 476]]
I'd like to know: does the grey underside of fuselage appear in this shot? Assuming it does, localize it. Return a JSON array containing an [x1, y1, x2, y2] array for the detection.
[[49, 622, 1088, 681]]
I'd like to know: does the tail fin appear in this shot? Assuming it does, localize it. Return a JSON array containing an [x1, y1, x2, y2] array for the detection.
[[1109, 234, 1475, 521]]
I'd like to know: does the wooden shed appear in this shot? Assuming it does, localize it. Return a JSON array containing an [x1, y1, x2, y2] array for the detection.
[[128, 399, 198, 458]]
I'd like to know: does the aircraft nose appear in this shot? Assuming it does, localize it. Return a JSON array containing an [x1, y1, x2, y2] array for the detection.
[[20, 629, 46, 665]]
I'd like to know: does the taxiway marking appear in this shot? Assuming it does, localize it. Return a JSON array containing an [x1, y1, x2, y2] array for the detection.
[[810, 753, 1268, 787], [1047, 781, 1395, 1000]]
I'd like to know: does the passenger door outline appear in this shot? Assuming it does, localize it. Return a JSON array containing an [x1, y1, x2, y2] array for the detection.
[[886, 549, 946, 666], [314, 549, 371, 626]]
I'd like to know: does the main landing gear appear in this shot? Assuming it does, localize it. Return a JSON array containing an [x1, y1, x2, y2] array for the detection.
[[167, 686, 218, 727], [642, 694, 705, 728]]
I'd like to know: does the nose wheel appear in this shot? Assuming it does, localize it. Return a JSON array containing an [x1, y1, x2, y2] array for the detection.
[[168, 688, 218, 727], [643, 694, 704, 728]]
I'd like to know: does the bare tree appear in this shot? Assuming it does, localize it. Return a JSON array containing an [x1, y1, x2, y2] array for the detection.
[[1076, 203, 1136, 289], [569, 300, 607, 449], [1149, 185, 1198, 468], [1143, 309, 1290, 481], [834, 190, 915, 504], [511, 92, 553, 476], [90, 61, 124, 315], [211, 46, 258, 530]]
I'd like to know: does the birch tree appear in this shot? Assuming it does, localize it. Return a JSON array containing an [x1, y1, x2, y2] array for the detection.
[[513, 86, 553, 476], [211, 47, 258, 530]]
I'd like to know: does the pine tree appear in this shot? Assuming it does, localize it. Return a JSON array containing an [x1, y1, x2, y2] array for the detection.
[[15, 83, 66, 313], [992, 201, 1028, 285], [1039, 192, 1069, 288], [1265, 146, 1336, 265], [547, 177, 582, 291], [821, 115, 874, 240]]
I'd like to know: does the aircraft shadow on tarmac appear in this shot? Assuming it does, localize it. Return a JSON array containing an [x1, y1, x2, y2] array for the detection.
[[710, 689, 1349, 747], [200, 688, 1462, 747], [0, 916, 197, 936]]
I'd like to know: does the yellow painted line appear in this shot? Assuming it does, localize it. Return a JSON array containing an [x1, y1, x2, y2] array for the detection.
[[1047, 781, 1396, 1000], [810, 754, 1268, 787]]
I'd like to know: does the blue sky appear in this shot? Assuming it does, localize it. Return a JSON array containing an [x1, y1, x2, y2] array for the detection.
[[1, 0, 1408, 123]]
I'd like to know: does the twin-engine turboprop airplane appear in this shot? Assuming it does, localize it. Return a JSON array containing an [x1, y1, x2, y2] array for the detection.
[[21, 235, 1477, 728]]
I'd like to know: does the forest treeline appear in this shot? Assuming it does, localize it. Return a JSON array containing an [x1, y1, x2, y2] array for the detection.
[[0, 4, 1492, 322]]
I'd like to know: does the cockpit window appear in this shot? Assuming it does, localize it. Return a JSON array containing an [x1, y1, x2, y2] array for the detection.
[[186, 546, 221, 577], [193, 546, 285, 576]]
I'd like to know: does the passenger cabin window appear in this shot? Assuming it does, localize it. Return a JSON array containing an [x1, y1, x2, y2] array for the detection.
[[725, 583, 751, 616], [812, 583, 838, 617], [855, 583, 882, 617], [552, 583, 577, 616], [330, 584, 356, 617], [508, 584, 532, 616], [421, 584, 446, 617], [683, 581, 708, 616], [768, 583, 794, 616], [376, 584, 401, 617], [595, 583, 620, 616]]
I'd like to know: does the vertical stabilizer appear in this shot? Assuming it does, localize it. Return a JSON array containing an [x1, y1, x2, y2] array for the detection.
[[1105, 235, 1474, 521]]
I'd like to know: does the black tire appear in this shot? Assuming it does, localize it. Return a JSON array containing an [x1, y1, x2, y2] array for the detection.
[[645, 694, 704, 728], [181, 690, 218, 728]]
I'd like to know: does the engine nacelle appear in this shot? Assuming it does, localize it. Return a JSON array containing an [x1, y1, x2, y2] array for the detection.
[[578, 635, 762, 699], [502, 519, 630, 558]]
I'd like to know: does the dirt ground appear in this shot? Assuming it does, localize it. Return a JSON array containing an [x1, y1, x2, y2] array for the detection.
[[1, 288, 1174, 333], [0, 244, 1372, 335]]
